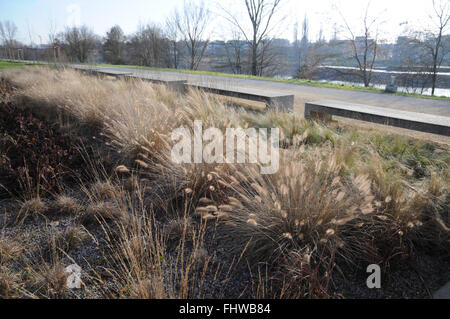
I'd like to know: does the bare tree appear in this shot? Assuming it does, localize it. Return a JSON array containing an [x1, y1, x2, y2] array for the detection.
[[223, 29, 246, 74], [170, 1, 211, 70], [0, 21, 18, 59], [293, 15, 328, 79], [297, 15, 310, 76], [60, 26, 98, 63], [48, 17, 58, 46], [0, 21, 18, 47], [411, 0, 450, 95], [128, 24, 170, 67], [221, 0, 283, 76], [293, 21, 299, 51], [258, 37, 288, 76], [338, 2, 383, 87], [397, 52, 433, 94], [165, 17, 182, 69], [103, 25, 127, 65], [391, 33, 432, 94], [296, 43, 328, 79]]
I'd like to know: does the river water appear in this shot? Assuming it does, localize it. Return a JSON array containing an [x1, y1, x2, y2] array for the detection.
[[315, 66, 450, 98], [318, 80, 450, 98]]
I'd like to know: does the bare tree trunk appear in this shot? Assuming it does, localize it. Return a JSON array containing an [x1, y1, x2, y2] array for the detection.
[[173, 41, 179, 69], [431, 59, 438, 96], [339, 2, 382, 88], [221, 0, 283, 76], [170, 1, 211, 71], [410, 0, 450, 96], [190, 39, 196, 70], [431, 30, 442, 96], [251, 36, 258, 76]]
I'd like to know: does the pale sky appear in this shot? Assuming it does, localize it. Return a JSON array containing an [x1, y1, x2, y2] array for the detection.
[[0, 0, 447, 44]]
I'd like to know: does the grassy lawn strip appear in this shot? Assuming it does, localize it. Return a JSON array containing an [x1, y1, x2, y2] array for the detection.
[[0, 60, 34, 72], [94, 63, 450, 101]]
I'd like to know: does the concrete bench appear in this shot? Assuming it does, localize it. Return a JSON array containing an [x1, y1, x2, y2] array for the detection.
[[124, 75, 187, 92], [186, 83, 294, 111], [74, 67, 133, 80], [305, 100, 450, 136], [69, 65, 294, 109], [91, 69, 133, 80]]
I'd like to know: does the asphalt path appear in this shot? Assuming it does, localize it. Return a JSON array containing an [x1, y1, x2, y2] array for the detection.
[[81, 64, 450, 117]]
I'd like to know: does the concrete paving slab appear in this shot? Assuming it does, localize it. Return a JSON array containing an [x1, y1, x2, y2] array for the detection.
[[186, 83, 294, 110], [305, 100, 450, 136], [125, 75, 187, 92]]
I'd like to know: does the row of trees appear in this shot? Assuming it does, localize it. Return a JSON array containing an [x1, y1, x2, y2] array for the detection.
[[1, 0, 449, 95], [0, 0, 295, 76]]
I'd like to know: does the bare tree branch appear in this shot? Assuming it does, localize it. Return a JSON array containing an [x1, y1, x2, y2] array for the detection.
[[337, 1, 384, 87], [221, 0, 284, 76], [170, 1, 211, 70], [410, 0, 449, 95]]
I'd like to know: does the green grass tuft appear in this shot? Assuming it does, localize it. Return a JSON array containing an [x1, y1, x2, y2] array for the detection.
[[0, 60, 34, 72]]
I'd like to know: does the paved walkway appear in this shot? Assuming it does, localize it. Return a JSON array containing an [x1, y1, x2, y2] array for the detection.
[[4, 60, 449, 117], [78, 64, 450, 117]]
